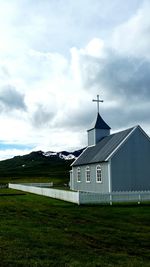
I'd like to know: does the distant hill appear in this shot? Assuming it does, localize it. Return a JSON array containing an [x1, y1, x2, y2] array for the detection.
[[0, 148, 85, 184]]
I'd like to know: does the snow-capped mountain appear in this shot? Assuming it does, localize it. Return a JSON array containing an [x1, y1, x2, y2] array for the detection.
[[43, 148, 85, 160]]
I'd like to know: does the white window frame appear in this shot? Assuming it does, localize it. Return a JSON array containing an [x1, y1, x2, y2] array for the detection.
[[86, 166, 91, 183], [96, 165, 102, 183], [77, 167, 81, 182]]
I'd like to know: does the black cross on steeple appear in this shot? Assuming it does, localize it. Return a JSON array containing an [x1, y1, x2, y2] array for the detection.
[[92, 94, 103, 113]]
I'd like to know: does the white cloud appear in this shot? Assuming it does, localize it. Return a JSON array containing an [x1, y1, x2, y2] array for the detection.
[[0, 0, 150, 160], [112, 1, 150, 59], [83, 38, 106, 58]]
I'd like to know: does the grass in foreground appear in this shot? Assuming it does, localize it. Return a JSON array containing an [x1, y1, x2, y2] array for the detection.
[[0, 189, 150, 267]]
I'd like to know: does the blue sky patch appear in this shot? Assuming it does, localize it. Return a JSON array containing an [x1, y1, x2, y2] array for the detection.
[[0, 142, 33, 151]]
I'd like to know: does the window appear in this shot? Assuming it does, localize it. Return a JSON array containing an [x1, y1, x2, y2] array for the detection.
[[86, 166, 91, 182], [77, 167, 81, 182], [96, 165, 102, 183]]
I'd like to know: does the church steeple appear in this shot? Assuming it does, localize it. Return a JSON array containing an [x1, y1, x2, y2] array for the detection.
[[87, 95, 111, 146], [94, 112, 111, 130]]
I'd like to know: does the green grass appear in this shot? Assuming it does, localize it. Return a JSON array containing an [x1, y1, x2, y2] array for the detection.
[[0, 189, 150, 267], [0, 188, 26, 195]]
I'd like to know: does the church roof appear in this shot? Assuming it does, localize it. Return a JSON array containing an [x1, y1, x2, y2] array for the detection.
[[88, 113, 111, 131], [72, 126, 136, 166]]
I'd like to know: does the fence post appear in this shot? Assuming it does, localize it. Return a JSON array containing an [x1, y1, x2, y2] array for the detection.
[[138, 194, 141, 205], [78, 190, 80, 205], [110, 193, 112, 205]]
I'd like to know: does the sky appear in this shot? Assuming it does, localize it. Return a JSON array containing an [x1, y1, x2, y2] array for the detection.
[[0, 0, 150, 160]]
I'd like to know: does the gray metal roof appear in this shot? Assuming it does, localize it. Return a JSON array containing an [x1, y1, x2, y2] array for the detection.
[[72, 126, 135, 166]]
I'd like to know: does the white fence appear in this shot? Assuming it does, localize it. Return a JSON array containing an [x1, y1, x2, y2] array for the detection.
[[79, 191, 150, 204], [8, 183, 79, 204], [8, 183, 150, 205]]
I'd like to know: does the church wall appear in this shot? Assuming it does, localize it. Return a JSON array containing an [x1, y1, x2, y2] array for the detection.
[[72, 162, 109, 193], [111, 127, 150, 192]]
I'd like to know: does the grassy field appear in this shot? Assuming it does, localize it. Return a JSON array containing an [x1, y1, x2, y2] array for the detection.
[[0, 189, 150, 267]]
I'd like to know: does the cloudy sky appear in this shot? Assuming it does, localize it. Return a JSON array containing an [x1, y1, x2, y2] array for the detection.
[[0, 0, 150, 160]]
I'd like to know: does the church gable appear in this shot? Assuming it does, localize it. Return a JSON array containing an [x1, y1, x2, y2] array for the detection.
[[111, 126, 150, 191], [109, 125, 150, 161]]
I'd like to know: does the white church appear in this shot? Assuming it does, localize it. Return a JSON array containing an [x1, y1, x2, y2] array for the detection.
[[70, 95, 150, 194]]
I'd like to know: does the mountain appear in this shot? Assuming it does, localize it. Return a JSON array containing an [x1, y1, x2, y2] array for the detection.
[[43, 148, 85, 160], [0, 148, 85, 184]]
